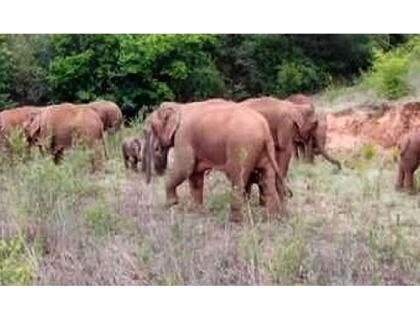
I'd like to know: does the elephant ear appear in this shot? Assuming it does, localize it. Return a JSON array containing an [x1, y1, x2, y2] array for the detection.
[[155, 105, 181, 148]]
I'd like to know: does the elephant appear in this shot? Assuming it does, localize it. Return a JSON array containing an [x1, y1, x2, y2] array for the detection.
[[86, 100, 123, 133], [239, 97, 316, 205], [395, 128, 420, 192], [122, 136, 143, 171], [142, 100, 286, 222], [24, 103, 108, 166], [286, 95, 341, 170], [0, 106, 44, 148]]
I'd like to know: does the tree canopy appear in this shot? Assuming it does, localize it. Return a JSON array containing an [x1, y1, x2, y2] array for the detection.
[[0, 34, 408, 117]]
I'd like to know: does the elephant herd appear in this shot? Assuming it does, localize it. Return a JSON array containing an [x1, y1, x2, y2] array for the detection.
[[139, 95, 341, 222], [0, 100, 122, 166], [2, 94, 419, 223]]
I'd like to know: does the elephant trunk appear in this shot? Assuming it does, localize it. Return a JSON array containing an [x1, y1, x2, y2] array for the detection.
[[142, 127, 153, 184], [316, 139, 341, 170]]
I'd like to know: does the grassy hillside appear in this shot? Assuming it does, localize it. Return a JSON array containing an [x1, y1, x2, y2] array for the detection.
[[1, 122, 419, 285]]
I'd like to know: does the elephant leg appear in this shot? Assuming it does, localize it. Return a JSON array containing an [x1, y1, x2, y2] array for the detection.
[[395, 162, 405, 191], [404, 169, 416, 193], [261, 166, 284, 220], [165, 146, 195, 207], [123, 155, 129, 169], [227, 165, 253, 223], [188, 171, 205, 205], [304, 138, 315, 163], [53, 148, 64, 164], [293, 143, 299, 159], [258, 180, 266, 207]]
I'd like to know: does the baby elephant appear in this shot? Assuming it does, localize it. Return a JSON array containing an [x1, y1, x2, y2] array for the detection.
[[396, 128, 420, 192], [122, 136, 143, 171]]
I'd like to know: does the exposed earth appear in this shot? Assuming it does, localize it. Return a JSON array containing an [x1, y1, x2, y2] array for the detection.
[[326, 101, 420, 152]]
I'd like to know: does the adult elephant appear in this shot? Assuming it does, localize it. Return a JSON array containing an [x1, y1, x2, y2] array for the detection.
[[25, 103, 107, 166], [238, 97, 316, 205], [396, 128, 420, 192], [286, 95, 341, 170], [0, 106, 43, 147], [142, 100, 286, 222], [86, 100, 123, 133]]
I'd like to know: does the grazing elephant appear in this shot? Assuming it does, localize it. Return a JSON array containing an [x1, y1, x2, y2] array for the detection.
[[143, 101, 286, 222], [25, 104, 108, 166], [306, 111, 341, 169], [0, 106, 43, 147], [286, 95, 341, 170], [86, 100, 123, 133], [122, 136, 142, 171], [396, 128, 420, 192]]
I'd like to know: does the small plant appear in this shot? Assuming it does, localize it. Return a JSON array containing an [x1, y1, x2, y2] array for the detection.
[[266, 235, 307, 285], [4, 127, 29, 165], [359, 143, 377, 160], [83, 201, 120, 237], [0, 238, 33, 285]]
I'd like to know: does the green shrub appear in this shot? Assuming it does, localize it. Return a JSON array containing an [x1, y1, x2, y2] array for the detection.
[[359, 143, 377, 160], [266, 235, 306, 285], [363, 48, 410, 99], [0, 238, 33, 285], [83, 201, 120, 237], [276, 59, 326, 97]]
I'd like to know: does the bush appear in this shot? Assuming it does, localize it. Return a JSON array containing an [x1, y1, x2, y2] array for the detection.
[[363, 48, 410, 99], [276, 59, 327, 97], [0, 238, 33, 285]]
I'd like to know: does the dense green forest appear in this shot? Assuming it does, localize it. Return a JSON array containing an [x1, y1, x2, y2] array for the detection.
[[0, 34, 410, 117]]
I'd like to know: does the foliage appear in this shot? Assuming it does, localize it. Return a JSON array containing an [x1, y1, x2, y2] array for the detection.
[[0, 238, 33, 285], [276, 59, 327, 96], [362, 36, 420, 99], [0, 34, 390, 115]]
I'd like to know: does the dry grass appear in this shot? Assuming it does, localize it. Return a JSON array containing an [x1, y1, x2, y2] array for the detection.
[[1, 123, 420, 285]]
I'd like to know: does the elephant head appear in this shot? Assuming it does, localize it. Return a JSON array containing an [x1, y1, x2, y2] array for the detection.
[[142, 103, 181, 183], [289, 104, 318, 143]]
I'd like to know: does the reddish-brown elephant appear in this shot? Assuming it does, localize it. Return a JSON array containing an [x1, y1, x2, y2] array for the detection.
[[0, 106, 43, 147], [286, 95, 341, 170], [122, 136, 143, 171], [142, 100, 286, 222], [238, 97, 315, 205], [86, 100, 123, 133], [25, 103, 107, 166], [396, 128, 420, 192]]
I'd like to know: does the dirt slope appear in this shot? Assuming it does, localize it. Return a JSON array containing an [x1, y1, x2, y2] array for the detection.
[[326, 102, 420, 151]]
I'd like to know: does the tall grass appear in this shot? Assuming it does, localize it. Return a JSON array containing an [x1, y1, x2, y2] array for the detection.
[[1, 121, 420, 285]]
